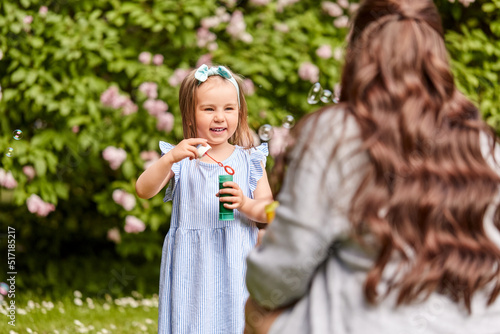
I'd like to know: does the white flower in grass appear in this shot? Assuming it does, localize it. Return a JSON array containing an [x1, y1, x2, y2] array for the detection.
[[103, 303, 110, 310], [110, 324, 117, 329], [145, 318, 154, 324], [27, 300, 35, 309], [59, 307, 65, 313], [9, 331, 18, 334], [27, 329, 33, 333], [42, 301, 54, 310], [74, 290, 82, 298], [74, 298, 83, 306]]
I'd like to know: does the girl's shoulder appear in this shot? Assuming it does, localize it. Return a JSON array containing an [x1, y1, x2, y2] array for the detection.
[[234, 142, 269, 159]]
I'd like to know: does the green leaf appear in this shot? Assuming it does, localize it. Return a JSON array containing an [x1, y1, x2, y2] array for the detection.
[[11, 68, 27, 83]]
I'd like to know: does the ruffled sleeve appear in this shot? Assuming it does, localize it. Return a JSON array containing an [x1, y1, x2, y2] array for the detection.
[[249, 143, 269, 193], [159, 141, 180, 202]]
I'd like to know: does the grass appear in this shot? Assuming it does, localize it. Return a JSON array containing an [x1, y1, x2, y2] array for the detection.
[[0, 291, 158, 333]]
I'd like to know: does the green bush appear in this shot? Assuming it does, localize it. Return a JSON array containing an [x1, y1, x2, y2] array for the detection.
[[0, 0, 498, 295]]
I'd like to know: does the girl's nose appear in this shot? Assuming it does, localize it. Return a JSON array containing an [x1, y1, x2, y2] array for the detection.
[[213, 110, 224, 122]]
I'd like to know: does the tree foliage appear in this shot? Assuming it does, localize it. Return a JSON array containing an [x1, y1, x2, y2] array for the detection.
[[0, 0, 498, 295]]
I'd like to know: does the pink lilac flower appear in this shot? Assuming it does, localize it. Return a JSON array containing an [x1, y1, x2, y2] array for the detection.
[[124, 216, 146, 233], [334, 16, 349, 28], [316, 45, 332, 59], [349, 3, 360, 13], [141, 151, 160, 169], [110, 95, 129, 109], [226, 11, 246, 38], [0, 169, 17, 189], [138, 82, 158, 100], [243, 79, 255, 95], [100, 86, 119, 107], [122, 100, 138, 116], [197, 27, 217, 48], [269, 127, 290, 158], [277, 0, 300, 12], [201, 16, 221, 29], [143, 99, 168, 117], [102, 146, 127, 170], [140, 151, 160, 161], [138, 51, 152, 64], [273, 23, 289, 33], [152, 54, 164, 66], [250, 0, 271, 5], [458, 0, 475, 6], [207, 42, 219, 51], [333, 47, 343, 60], [22, 166, 36, 181], [112, 189, 136, 211], [169, 68, 191, 86], [107, 228, 121, 244], [337, 0, 350, 8], [298, 62, 320, 83], [322, 2, 343, 17], [26, 194, 55, 217], [23, 15, 33, 25], [39, 6, 48, 15], [239, 32, 253, 43], [216, 8, 231, 23], [156, 112, 174, 132], [196, 54, 213, 68]]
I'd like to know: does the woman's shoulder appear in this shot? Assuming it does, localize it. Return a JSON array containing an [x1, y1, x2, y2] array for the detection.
[[296, 104, 361, 148]]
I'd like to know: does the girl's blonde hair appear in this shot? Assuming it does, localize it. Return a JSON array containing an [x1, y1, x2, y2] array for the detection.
[[178, 66, 254, 148]]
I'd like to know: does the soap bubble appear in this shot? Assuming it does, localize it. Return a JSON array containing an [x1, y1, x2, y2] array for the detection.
[[258, 124, 274, 141], [0, 282, 7, 295], [13, 129, 23, 140], [320, 89, 333, 103], [307, 83, 323, 104], [5, 147, 14, 157], [282, 115, 295, 129], [332, 97, 339, 104]]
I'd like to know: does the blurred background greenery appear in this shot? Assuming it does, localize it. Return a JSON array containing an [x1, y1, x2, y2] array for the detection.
[[0, 0, 499, 303]]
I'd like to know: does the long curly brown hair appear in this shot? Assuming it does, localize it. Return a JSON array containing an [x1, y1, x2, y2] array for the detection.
[[337, 0, 500, 312]]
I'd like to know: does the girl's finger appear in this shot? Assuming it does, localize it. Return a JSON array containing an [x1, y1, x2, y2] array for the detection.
[[223, 181, 238, 189]]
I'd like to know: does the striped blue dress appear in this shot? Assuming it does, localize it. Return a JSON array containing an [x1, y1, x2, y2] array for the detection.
[[157, 141, 268, 334]]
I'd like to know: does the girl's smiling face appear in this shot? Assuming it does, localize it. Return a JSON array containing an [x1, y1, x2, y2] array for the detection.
[[195, 77, 239, 148]]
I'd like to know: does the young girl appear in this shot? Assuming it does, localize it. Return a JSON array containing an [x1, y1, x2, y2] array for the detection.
[[136, 64, 273, 334], [245, 0, 500, 333]]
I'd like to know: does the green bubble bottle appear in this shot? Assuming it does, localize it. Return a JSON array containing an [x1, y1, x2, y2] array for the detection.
[[219, 175, 234, 220]]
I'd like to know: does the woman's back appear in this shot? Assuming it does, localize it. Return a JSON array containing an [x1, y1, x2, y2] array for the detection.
[[246, 107, 500, 334], [245, 0, 500, 333]]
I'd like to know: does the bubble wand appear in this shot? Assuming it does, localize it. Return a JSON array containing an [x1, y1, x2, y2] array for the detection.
[[197, 144, 235, 220], [197, 144, 235, 175]]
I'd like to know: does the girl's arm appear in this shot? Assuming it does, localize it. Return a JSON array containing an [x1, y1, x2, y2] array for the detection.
[[136, 138, 208, 199], [218, 163, 274, 223], [135, 154, 175, 199]]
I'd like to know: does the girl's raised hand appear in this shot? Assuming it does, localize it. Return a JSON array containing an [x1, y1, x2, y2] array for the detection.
[[217, 181, 247, 210], [167, 138, 208, 163]]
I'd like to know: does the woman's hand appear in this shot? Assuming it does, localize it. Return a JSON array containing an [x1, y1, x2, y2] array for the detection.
[[216, 181, 247, 210], [167, 138, 208, 163]]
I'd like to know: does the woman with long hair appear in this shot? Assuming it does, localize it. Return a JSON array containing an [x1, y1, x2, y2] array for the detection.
[[245, 0, 500, 333]]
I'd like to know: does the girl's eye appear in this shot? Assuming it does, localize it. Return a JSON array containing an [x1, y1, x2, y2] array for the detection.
[[205, 108, 214, 112]]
